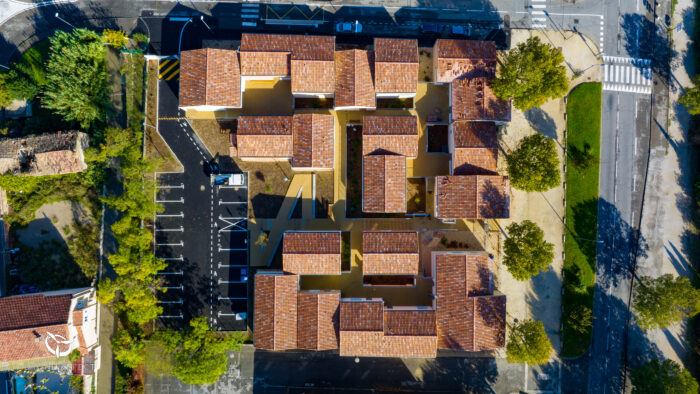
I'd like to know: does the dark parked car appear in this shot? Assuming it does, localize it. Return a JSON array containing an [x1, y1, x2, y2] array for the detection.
[[421, 24, 444, 34]]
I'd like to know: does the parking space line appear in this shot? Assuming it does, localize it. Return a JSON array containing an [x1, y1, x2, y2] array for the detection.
[[156, 212, 184, 218], [160, 285, 184, 291], [156, 241, 183, 246], [158, 270, 184, 275], [219, 229, 248, 233], [157, 299, 183, 304], [218, 185, 248, 189], [156, 184, 184, 189], [218, 279, 248, 284], [219, 200, 246, 205], [218, 296, 247, 300], [155, 227, 184, 232], [158, 314, 184, 319], [218, 263, 247, 268], [156, 197, 185, 203], [219, 248, 247, 252], [158, 255, 184, 261]]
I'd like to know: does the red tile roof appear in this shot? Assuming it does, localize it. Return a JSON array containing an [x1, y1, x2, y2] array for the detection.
[[362, 155, 406, 213], [451, 73, 511, 122], [240, 34, 335, 94], [334, 49, 376, 109], [374, 38, 418, 94], [339, 299, 384, 331], [451, 122, 499, 176], [362, 231, 419, 275], [297, 291, 340, 351], [435, 175, 510, 219], [0, 324, 70, 363], [362, 115, 419, 157], [0, 293, 72, 331], [237, 116, 293, 159], [254, 274, 299, 351], [339, 302, 438, 358], [283, 232, 342, 275], [179, 48, 241, 108], [433, 39, 497, 83], [433, 252, 505, 351], [292, 113, 334, 170]]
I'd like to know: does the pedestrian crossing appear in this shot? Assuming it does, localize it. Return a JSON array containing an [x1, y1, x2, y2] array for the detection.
[[241, 3, 259, 27], [530, 0, 547, 29], [602, 56, 652, 94]]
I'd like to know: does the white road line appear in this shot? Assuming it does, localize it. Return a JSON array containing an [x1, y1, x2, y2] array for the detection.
[[158, 255, 184, 261], [531, 4, 546, 8], [532, 24, 547, 28], [615, 65, 620, 82], [156, 212, 184, 218], [218, 296, 247, 300], [532, 17, 547, 22], [156, 241, 184, 246], [155, 226, 184, 232], [158, 270, 184, 275], [160, 285, 184, 291], [218, 263, 247, 268], [218, 280, 247, 284], [157, 299, 183, 304], [158, 314, 184, 319], [156, 197, 184, 203], [219, 200, 246, 205], [219, 247, 248, 252], [531, 10, 545, 15], [156, 183, 184, 189], [604, 64, 608, 81]]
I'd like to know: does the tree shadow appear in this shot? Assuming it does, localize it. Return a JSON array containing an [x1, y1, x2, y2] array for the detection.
[[620, 13, 678, 92], [524, 107, 557, 140]]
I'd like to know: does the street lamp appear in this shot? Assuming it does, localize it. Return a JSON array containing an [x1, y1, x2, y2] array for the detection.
[[178, 18, 192, 57], [200, 16, 213, 33], [54, 13, 76, 29]]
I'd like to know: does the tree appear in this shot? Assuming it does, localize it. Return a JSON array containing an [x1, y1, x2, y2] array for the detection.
[[567, 306, 593, 334], [103, 29, 129, 49], [492, 36, 569, 110], [506, 133, 561, 192], [112, 329, 146, 369], [679, 75, 700, 115], [506, 320, 553, 365], [631, 359, 698, 394], [156, 316, 247, 385], [503, 220, 554, 281], [633, 274, 700, 330], [43, 28, 109, 128], [0, 72, 13, 107]]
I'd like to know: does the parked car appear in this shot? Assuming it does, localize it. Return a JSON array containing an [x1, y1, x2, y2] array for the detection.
[[336, 22, 362, 33], [451, 25, 471, 36], [421, 24, 444, 34]]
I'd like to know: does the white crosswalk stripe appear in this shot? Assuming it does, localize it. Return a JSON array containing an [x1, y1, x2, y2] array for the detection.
[[529, 0, 547, 29], [602, 56, 652, 94]]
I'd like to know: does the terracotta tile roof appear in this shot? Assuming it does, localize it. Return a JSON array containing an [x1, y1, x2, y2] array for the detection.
[[362, 155, 406, 213], [283, 232, 342, 275], [297, 291, 340, 351], [339, 304, 438, 358], [236, 116, 293, 159], [0, 293, 72, 331], [339, 299, 384, 331], [434, 252, 505, 351], [435, 175, 510, 219], [374, 38, 418, 94], [254, 274, 299, 351], [383, 309, 436, 336], [0, 131, 89, 176], [179, 48, 241, 108], [451, 122, 499, 176], [292, 114, 334, 170], [240, 34, 335, 93], [362, 231, 419, 275], [291, 60, 335, 93], [434, 39, 497, 83], [451, 73, 511, 122], [362, 115, 419, 157], [334, 49, 376, 108], [0, 324, 70, 363]]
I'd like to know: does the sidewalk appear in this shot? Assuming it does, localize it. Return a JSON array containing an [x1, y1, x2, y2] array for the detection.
[[631, 0, 695, 366]]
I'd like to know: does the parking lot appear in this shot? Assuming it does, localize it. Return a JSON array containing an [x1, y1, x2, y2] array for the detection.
[[153, 72, 249, 331]]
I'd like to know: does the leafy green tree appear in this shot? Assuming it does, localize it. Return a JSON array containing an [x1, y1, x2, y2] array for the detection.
[[503, 220, 554, 281], [492, 36, 569, 110], [156, 316, 247, 385], [567, 306, 593, 334], [633, 274, 700, 330], [506, 320, 553, 365], [103, 29, 129, 49], [112, 329, 146, 369], [631, 359, 698, 394], [0, 72, 13, 107], [43, 28, 108, 128], [679, 75, 700, 115], [506, 133, 561, 192]]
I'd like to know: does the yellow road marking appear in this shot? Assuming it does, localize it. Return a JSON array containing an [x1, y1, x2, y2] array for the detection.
[[159, 60, 179, 79], [159, 59, 172, 70], [165, 67, 180, 81]]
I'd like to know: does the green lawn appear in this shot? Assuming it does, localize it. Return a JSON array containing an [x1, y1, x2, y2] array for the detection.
[[562, 82, 602, 356]]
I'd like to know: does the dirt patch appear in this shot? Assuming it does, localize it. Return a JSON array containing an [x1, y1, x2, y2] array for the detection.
[[188, 118, 236, 159], [407, 178, 426, 214], [314, 171, 334, 219], [145, 60, 182, 173], [248, 161, 293, 219], [16, 200, 92, 245], [418, 47, 434, 83]]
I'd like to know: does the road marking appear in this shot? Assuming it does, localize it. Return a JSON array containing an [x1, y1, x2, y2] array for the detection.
[[219, 247, 247, 252], [157, 299, 183, 304], [219, 200, 246, 205], [156, 212, 184, 218], [218, 279, 247, 284], [156, 183, 184, 189], [158, 270, 184, 275], [158, 255, 184, 261], [218, 296, 247, 300], [156, 197, 184, 203], [156, 241, 184, 246], [155, 226, 184, 232], [159, 314, 184, 319], [160, 285, 184, 291], [218, 263, 247, 268]]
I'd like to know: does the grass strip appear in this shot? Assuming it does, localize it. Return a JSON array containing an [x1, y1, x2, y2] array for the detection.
[[562, 82, 602, 356]]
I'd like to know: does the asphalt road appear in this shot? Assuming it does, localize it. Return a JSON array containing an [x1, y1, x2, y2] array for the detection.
[[154, 75, 249, 331]]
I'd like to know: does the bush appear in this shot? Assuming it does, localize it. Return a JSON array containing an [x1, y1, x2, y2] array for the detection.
[[132, 32, 149, 44], [103, 29, 129, 49]]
